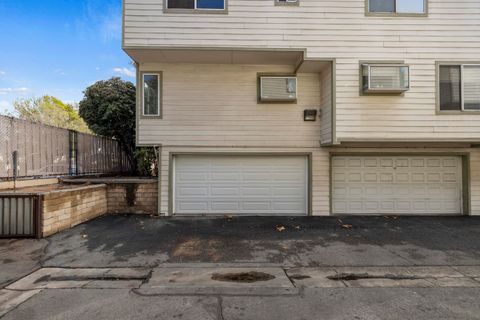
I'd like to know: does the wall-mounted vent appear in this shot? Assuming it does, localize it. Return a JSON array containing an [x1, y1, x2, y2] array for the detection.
[[260, 76, 297, 102], [362, 64, 410, 94]]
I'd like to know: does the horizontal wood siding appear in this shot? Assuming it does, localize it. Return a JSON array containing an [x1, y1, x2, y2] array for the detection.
[[138, 63, 322, 147], [470, 149, 480, 216], [125, 0, 480, 142]]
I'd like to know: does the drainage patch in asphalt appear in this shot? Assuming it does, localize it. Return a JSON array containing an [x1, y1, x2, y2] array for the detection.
[[34, 274, 148, 284], [211, 271, 275, 283], [288, 274, 312, 281], [327, 273, 421, 281]]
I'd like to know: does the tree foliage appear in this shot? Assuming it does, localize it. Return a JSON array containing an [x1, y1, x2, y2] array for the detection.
[[79, 77, 156, 175], [134, 147, 158, 176], [14, 96, 91, 133]]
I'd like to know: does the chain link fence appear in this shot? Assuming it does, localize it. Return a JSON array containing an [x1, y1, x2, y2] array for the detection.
[[0, 115, 133, 179]]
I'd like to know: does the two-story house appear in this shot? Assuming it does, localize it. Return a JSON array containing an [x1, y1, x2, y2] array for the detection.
[[123, 0, 480, 216]]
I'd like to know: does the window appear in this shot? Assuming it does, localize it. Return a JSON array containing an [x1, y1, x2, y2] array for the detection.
[[142, 73, 160, 116], [439, 64, 480, 111], [166, 0, 225, 10], [362, 64, 410, 93], [275, 0, 299, 6], [368, 0, 426, 14]]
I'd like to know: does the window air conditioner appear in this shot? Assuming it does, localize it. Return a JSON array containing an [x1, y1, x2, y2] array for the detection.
[[260, 76, 297, 102]]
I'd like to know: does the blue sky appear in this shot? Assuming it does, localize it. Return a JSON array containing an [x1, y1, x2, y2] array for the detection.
[[0, 0, 133, 114]]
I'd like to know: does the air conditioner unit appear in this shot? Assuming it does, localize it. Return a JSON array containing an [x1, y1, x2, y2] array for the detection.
[[259, 76, 297, 102], [362, 64, 410, 93]]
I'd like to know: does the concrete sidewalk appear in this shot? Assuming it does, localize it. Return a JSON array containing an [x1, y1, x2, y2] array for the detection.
[[2, 265, 480, 319]]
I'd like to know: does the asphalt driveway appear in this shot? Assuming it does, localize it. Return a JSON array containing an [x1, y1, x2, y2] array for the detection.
[[1, 215, 480, 319], [2, 215, 480, 286]]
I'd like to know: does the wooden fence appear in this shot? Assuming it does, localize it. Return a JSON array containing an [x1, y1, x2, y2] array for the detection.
[[0, 115, 132, 179]]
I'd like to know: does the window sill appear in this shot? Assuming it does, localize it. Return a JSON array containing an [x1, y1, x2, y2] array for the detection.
[[140, 114, 162, 119], [436, 110, 480, 115], [365, 12, 428, 17]]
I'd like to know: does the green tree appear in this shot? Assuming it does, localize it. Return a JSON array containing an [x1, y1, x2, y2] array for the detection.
[[79, 77, 156, 175], [13, 96, 91, 133]]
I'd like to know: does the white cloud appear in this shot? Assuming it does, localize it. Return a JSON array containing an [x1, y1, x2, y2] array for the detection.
[[0, 100, 10, 108], [0, 87, 29, 95], [75, 1, 122, 43], [113, 67, 135, 78], [100, 13, 122, 42], [0, 71, 5, 76], [55, 69, 67, 76]]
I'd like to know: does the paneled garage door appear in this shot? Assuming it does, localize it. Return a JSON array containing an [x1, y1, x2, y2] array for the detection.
[[173, 155, 308, 215], [332, 156, 463, 215]]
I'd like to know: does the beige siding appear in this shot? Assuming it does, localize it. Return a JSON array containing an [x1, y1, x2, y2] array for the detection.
[[138, 63, 322, 147], [319, 65, 333, 144], [125, 0, 480, 142], [470, 150, 480, 215]]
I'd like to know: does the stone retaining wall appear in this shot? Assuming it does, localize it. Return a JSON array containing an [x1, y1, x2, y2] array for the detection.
[[42, 185, 107, 237], [107, 182, 158, 215]]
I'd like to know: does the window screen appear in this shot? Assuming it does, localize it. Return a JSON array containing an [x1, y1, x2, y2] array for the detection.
[[439, 66, 461, 111], [143, 74, 159, 116], [464, 65, 480, 110]]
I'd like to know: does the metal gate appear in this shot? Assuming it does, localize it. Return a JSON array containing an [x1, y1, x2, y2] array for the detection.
[[0, 195, 41, 238]]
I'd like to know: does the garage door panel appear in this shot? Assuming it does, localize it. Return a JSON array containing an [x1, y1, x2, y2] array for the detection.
[[274, 201, 305, 211], [174, 155, 308, 215], [210, 187, 239, 196], [177, 187, 209, 196], [242, 187, 271, 196], [178, 202, 208, 211], [274, 186, 305, 196], [211, 202, 239, 211], [333, 156, 462, 215], [242, 172, 272, 180], [177, 172, 208, 182]]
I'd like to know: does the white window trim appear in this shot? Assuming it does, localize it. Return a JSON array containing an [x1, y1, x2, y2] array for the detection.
[[460, 64, 480, 111], [142, 73, 161, 117], [166, 0, 226, 11]]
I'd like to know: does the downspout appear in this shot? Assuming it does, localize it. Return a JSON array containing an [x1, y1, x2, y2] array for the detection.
[[155, 146, 162, 215]]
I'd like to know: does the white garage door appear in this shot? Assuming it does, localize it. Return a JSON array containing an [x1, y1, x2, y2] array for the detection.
[[332, 156, 463, 215], [173, 155, 308, 215]]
